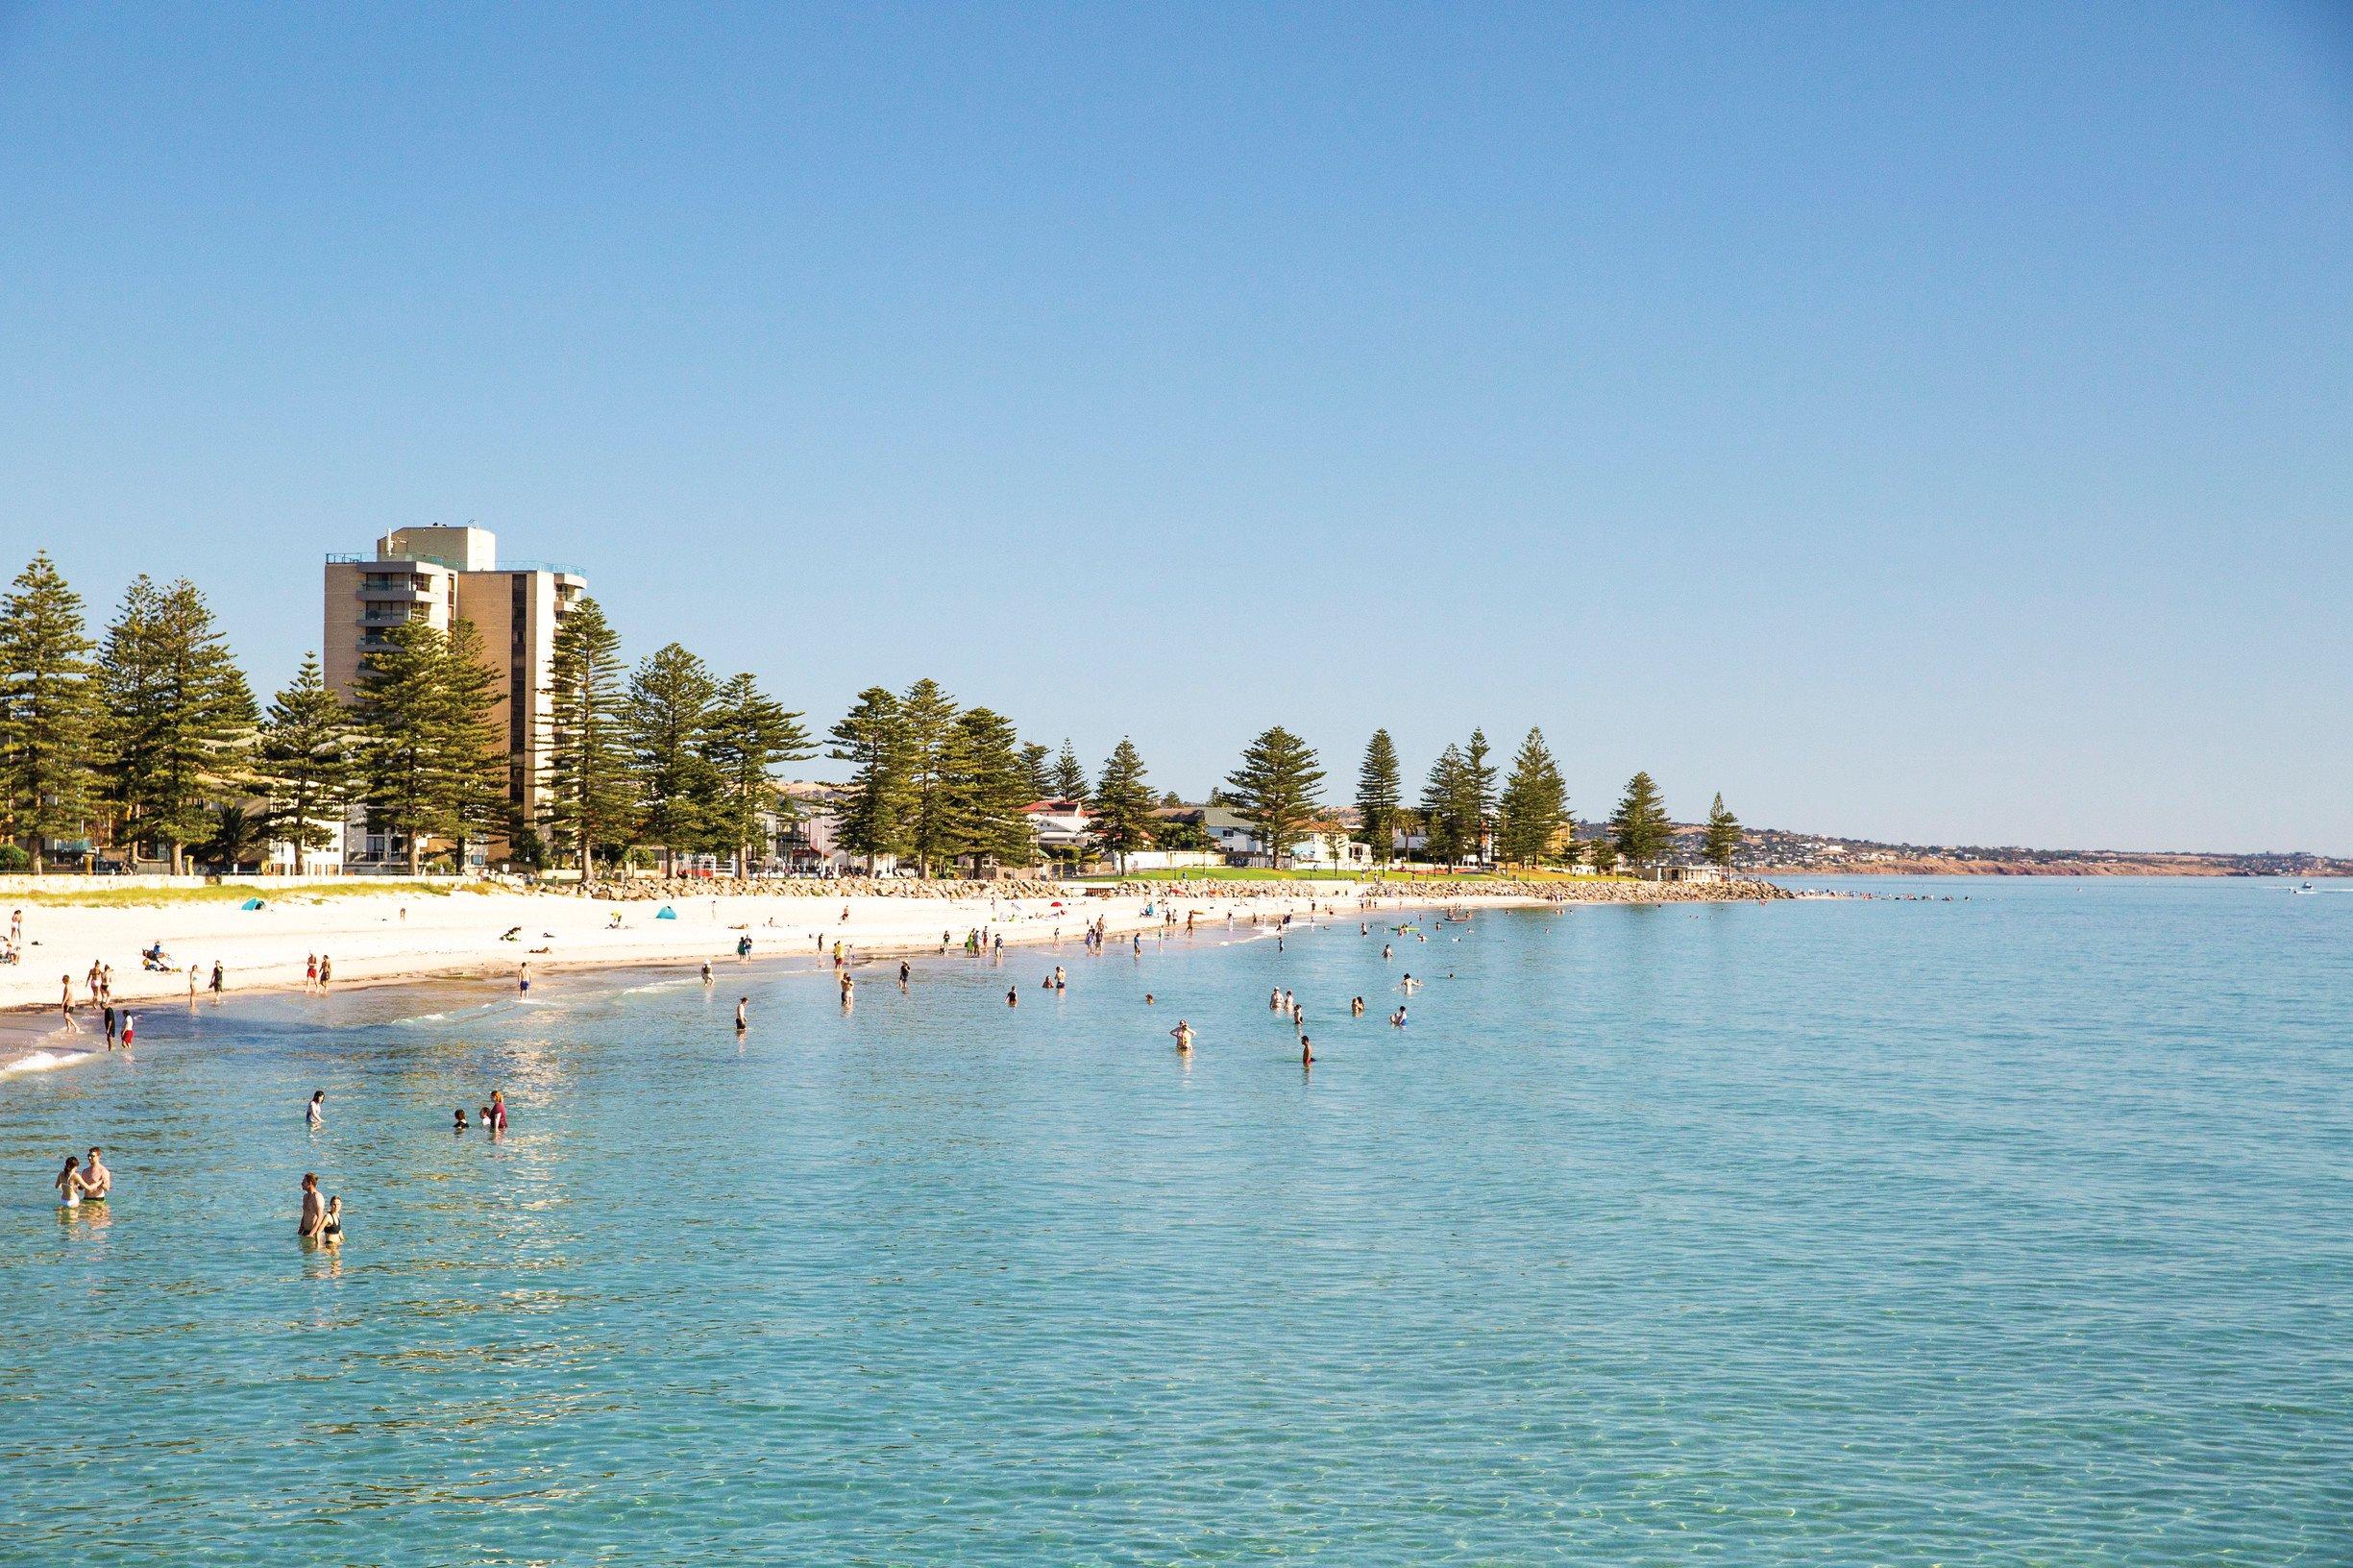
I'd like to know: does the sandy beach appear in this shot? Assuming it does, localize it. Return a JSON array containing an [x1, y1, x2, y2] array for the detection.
[[0, 883, 1397, 1062]]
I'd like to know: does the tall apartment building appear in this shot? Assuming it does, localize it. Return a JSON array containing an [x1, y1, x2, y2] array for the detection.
[[323, 526, 586, 869]]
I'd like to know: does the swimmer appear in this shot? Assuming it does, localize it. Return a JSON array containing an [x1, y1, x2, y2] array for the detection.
[[1400, 974, 1420, 992], [701, 963, 713, 985], [320, 1196, 344, 1246], [306, 1090, 325, 1130], [1171, 1020, 1194, 1053], [56, 1155, 87, 1208], [1007, 986, 1018, 1008], [454, 1108, 470, 1133], [1391, 1006, 1407, 1026], [898, 960, 911, 988], [487, 1090, 507, 1132], [1383, 943, 1392, 960], [82, 1147, 110, 1200], [1301, 1036, 1313, 1066], [1351, 996, 1365, 1017], [735, 997, 748, 1032], [298, 1173, 325, 1238], [1144, 992, 1155, 1005]]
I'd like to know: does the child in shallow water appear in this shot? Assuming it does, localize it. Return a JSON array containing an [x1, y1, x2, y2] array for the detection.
[[454, 1108, 470, 1132]]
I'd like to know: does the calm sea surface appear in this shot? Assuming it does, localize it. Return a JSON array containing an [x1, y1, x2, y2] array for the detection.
[[2, 877, 2348, 1564]]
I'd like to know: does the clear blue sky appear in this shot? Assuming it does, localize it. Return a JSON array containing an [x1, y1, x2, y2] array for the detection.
[[4, 3, 2348, 853]]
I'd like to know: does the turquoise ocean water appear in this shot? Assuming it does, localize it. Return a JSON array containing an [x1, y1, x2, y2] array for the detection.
[[2, 877, 2348, 1563]]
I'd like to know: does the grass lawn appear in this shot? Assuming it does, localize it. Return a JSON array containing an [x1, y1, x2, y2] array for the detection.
[[11, 882, 461, 908]]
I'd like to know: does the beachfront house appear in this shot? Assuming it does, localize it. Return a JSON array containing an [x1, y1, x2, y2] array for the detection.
[[1022, 799, 1094, 868], [1196, 806, 1371, 870], [762, 784, 879, 876]]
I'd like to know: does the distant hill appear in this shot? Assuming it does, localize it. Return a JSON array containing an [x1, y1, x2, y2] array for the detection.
[[1718, 827, 2349, 877], [1555, 819, 2346, 876]]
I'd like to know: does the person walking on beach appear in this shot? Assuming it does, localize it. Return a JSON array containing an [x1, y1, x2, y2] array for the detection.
[[298, 1173, 325, 1238], [306, 1090, 326, 1130], [518, 961, 530, 993], [305, 954, 318, 992], [208, 961, 224, 1000], [319, 954, 331, 989], [59, 975, 79, 1032], [186, 965, 199, 1003]]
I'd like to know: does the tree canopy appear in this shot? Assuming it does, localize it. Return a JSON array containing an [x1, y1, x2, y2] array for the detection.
[[1356, 728, 1403, 865], [1090, 738, 1156, 870], [1495, 727, 1567, 867], [1609, 771, 1675, 870], [1224, 725, 1324, 866]]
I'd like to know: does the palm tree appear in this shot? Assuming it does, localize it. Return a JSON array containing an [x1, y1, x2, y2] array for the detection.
[[200, 802, 270, 872]]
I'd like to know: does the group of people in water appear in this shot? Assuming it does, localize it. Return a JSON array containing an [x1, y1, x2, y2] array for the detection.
[[44, 894, 1446, 1243]]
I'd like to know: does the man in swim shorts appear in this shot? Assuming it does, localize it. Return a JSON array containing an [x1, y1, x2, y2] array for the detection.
[[82, 1147, 110, 1200]]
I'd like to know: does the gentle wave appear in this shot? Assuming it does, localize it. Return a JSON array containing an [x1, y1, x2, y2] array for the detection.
[[1, 1046, 99, 1076]]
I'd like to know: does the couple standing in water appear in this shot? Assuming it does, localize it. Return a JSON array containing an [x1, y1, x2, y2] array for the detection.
[[55, 1147, 110, 1207], [297, 1173, 343, 1246]]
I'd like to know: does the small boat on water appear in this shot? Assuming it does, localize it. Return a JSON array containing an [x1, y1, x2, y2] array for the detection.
[[2294, 881, 2317, 894]]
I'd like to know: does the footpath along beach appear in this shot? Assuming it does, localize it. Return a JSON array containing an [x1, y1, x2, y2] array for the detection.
[[0, 874, 1789, 1064]]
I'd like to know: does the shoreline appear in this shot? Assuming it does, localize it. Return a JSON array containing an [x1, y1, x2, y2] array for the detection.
[[0, 876, 1788, 1068]]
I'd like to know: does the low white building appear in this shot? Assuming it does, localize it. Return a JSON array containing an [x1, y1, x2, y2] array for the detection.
[[1198, 807, 1370, 869], [1022, 799, 1093, 859]]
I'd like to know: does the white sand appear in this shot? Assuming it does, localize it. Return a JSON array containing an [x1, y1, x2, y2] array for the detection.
[[1, 884, 1378, 1027]]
